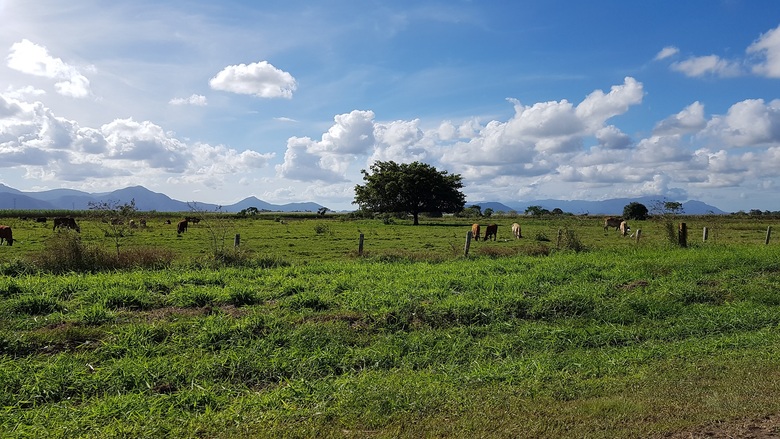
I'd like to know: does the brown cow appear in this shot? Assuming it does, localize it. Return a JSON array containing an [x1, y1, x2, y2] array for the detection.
[[0, 225, 13, 246], [53, 217, 80, 232], [471, 223, 481, 241], [603, 217, 622, 231], [177, 219, 188, 234], [511, 222, 522, 239], [484, 224, 498, 241]]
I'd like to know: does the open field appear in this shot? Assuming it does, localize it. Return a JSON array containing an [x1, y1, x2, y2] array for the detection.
[[1, 213, 779, 438]]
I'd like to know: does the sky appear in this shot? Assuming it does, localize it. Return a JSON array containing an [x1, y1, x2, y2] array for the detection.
[[1, 0, 779, 213]]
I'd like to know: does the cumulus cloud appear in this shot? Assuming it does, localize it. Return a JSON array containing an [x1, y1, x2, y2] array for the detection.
[[702, 98, 780, 147], [0, 95, 272, 187], [7, 39, 92, 98], [169, 94, 207, 106], [653, 101, 707, 135], [670, 55, 742, 78], [748, 24, 780, 78], [209, 61, 297, 98], [275, 137, 348, 182]]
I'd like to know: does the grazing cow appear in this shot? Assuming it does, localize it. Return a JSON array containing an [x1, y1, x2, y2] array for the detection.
[[484, 224, 498, 241], [0, 225, 13, 246], [471, 223, 481, 241], [36, 217, 47, 223], [603, 217, 623, 231], [165, 219, 171, 225], [177, 219, 188, 234], [185, 216, 201, 224], [619, 221, 630, 237], [511, 222, 522, 239], [53, 217, 80, 232]]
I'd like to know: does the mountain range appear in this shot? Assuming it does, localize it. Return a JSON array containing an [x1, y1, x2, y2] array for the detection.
[[0, 184, 727, 215]]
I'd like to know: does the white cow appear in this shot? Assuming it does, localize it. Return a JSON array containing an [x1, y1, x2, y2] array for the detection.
[[511, 222, 522, 239]]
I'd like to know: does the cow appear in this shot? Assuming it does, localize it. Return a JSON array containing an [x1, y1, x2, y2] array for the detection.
[[603, 217, 623, 231], [0, 225, 13, 246], [484, 224, 498, 241], [185, 216, 201, 224], [471, 223, 481, 241], [619, 221, 630, 237], [53, 217, 80, 232], [36, 217, 47, 223], [177, 219, 188, 235], [511, 222, 522, 239]]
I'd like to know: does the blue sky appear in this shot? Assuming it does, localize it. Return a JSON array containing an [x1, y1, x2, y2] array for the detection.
[[1, 0, 779, 212]]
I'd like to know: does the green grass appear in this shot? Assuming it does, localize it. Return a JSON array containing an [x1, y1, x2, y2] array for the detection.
[[0, 214, 779, 437]]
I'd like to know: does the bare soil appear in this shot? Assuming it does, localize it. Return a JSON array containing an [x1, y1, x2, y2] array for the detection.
[[661, 414, 780, 438]]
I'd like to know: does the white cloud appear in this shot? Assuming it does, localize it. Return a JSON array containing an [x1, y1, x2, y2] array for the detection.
[[275, 137, 348, 182], [0, 95, 272, 188], [169, 94, 207, 106], [655, 46, 679, 61], [209, 61, 297, 98], [670, 55, 742, 78], [653, 101, 707, 135], [702, 98, 780, 147], [747, 24, 780, 78], [7, 39, 92, 98]]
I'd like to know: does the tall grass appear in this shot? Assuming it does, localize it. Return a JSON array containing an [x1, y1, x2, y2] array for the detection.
[[1, 216, 780, 437]]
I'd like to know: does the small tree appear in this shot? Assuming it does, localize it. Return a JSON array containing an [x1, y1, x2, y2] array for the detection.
[[353, 161, 466, 225], [623, 202, 649, 220], [317, 207, 329, 216], [88, 199, 137, 256]]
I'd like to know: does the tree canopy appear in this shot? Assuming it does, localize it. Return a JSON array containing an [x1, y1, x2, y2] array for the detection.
[[353, 161, 466, 225], [623, 202, 649, 220]]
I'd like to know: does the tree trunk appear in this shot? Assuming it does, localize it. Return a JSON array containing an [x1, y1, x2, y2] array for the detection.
[[413, 212, 419, 225]]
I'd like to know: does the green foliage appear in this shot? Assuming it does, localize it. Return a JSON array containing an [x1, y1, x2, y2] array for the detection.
[[623, 202, 649, 220], [525, 205, 550, 215], [1, 245, 780, 436], [353, 160, 466, 225]]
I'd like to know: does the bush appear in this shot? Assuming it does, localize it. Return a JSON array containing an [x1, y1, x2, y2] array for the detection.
[[28, 231, 175, 273]]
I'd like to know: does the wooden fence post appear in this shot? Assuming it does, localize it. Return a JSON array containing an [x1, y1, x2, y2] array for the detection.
[[234, 234, 240, 247], [635, 229, 641, 243], [358, 233, 364, 255], [702, 227, 708, 242], [767, 226, 772, 245], [678, 222, 687, 248], [556, 228, 563, 249], [464, 231, 472, 257]]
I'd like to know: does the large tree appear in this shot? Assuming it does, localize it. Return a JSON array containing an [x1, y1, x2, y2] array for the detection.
[[353, 161, 466, 225]]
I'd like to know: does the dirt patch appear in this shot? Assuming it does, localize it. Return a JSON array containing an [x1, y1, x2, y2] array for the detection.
[[661, 413, 780, 438]]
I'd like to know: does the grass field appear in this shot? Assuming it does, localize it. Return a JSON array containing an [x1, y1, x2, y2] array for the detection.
[[1, 213, 779, 438]]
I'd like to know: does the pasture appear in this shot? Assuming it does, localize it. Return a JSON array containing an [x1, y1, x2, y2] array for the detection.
[[1, 213, 779, 438]]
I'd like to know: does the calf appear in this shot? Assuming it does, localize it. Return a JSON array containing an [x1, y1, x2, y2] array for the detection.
[[511, 222, 522, 239]]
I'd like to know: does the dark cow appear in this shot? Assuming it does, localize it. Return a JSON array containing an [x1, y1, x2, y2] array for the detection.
[[471, 223, 481, 241], [185, 216, 201, 224], [53, 217, 80, 232], [177, 219, 188, 234], [36, 217, 47, 223], [603, 217, 623, 231], [483, 224, 498, 241], [0, 225, 13, 246]]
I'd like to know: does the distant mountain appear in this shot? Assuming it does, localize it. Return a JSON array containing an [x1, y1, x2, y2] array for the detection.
[[471, 196, 726, 215], [0, 184, 325, 213], [0, 183, 726, 214]]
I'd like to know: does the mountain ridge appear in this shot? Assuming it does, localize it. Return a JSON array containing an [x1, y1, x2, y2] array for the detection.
[[0, 184, 727, 214]]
